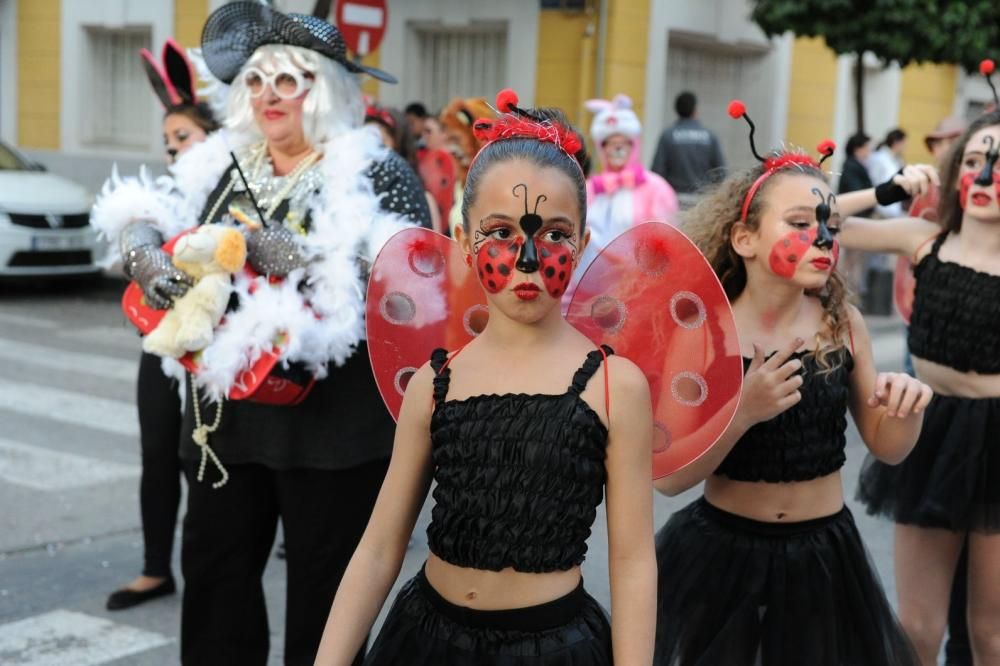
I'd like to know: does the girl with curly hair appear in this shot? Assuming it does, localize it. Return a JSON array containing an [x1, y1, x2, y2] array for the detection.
[[652, 102, 931, 666]]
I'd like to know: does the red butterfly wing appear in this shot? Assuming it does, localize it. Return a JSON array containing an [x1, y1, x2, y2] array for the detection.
[[567, 222, 743, 479], [366, 228, 488, 420]]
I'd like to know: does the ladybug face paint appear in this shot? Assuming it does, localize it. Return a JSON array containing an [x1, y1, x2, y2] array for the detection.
[[473, 233, 521, 294], [513, 183, 545, 274], [537, 240, 573, 298], [769, 229, 814, 278], [959, 134, 1000, 211], [767, 188, 840, 279], [471, 183, 580, 297]]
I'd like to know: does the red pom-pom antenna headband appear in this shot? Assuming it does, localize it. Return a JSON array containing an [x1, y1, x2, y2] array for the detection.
[[469, 88, 584, 172], [981, 59, 999, 107], [729, 99, 835, 222]]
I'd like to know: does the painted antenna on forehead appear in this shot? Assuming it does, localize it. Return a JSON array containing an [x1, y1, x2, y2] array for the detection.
[[812, 187, 836, 224], [975, 135, 999, 186], [981, 59, 999, 108]]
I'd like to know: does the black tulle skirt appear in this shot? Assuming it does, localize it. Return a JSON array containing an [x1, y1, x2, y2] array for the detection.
[[364, 567, 612, 665], [654, 498, 917, 666], [857, 394, 1000, 531]]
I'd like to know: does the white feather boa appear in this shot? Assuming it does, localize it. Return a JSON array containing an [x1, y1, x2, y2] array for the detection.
[[93, 128, 412, 398]]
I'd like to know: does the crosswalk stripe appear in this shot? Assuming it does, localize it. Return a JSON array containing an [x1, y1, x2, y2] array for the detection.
[[0, 379, 137, 438], [0, 609, 171, 665], [59, 325, 140, 348], [0, 438, 139, 491], [0, 311, 60, 329], [0, 339, 136, 383]]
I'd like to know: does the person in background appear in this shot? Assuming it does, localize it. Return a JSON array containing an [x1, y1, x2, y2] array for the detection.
[[420, 115, 448, 152], [650, 91, 726, 206], [440, 96, 497, 235], [837, 132, 875, 297], [105, 39, 221, 613], [925, 117, 965, 162], [404, 102, 429, 143], [93, 5, 430, 662], [572, 94, 678, 292], [921, 114, 970, 666], [366, 103, 445, 233], [868, 128, 909, 218]]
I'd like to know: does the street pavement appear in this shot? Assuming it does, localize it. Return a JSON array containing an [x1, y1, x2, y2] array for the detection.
[[0, 278, 912, 665]]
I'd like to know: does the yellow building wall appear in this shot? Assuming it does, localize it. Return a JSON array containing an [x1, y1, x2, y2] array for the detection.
[[174, 0, 209, 49], [17, 0, 60, 149], [360, 50, 382, 100], [534, 10, 596, 127], [784, 37, 838, 152], [898, 63, 958, 164], [600, 0, 649, 120]]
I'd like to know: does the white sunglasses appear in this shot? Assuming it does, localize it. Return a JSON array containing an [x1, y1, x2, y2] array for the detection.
[[242, 67, 314, 100]]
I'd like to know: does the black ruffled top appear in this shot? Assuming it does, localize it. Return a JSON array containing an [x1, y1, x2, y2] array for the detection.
[[714, 348, 853, 483], [909, 233, 1000, 373], [425, 346, 612, 573]]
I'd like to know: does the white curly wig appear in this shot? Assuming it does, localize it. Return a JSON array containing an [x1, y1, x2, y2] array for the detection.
[[225, 44, 364, 147]]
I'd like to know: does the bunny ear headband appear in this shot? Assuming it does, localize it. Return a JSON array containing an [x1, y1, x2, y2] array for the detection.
[[140, 38, 198, 109]]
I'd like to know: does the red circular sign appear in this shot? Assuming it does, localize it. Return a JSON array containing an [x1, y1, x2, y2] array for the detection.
[[335, 0, 388, 57]]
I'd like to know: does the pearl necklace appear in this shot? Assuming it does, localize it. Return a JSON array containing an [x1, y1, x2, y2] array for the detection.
[[247, 142, 321, 220]]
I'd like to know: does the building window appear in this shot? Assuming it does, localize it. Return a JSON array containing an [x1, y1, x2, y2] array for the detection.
[[84, 27, 151, 149], [409, 24, 507, 111]]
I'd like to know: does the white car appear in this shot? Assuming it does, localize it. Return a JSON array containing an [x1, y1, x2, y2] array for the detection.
[[0, 140, 101, 277]]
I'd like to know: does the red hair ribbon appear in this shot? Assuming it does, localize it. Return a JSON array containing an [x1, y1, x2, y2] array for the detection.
[[730, 98, 835, 222], [365, 104, 396, 130], [469, 89, 584, 169]]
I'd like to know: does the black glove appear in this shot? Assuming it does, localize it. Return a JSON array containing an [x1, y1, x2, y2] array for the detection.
[[120, 222, 192, 309], [874, 168, 910, 206]]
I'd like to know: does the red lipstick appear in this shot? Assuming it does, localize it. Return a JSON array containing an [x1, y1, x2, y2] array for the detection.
[[810, 257, 832, 270], [512, 282, 541, 301], [263, 109, 285, 120], [971, 192, 992, 207]]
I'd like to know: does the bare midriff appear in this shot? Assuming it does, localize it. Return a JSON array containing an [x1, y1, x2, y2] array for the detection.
[[704, 471, 845, 523], [912, 356, 1000, 398], [423, 553, 582, 610]]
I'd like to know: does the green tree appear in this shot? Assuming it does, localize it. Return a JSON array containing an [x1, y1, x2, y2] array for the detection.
[[751, 0, 1000, 134]]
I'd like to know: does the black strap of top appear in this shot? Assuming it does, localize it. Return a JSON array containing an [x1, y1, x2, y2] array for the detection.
[[568, 345, 614, 395], [930, 231, 948, 256], [430, 348, 451, 404]]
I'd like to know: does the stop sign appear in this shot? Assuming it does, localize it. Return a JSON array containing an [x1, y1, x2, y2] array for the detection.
[[335, 0, 388, 57]]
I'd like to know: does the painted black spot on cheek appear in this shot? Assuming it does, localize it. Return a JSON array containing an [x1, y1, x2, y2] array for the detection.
[[487, 246, 500, 258], [540, 247, 551, 259], [508, 242, 518, 252], [498, 264, 510, 276], [558, 271, 565, 281], [544, 266, 555, 278], [558, 254, 567, 265], [485, 264, 494, 274], [488, 279, 497, 290]]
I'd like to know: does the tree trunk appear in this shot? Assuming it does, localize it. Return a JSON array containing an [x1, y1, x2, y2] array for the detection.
[[854, 53, 865, 134], [311, 0, 334, 19]]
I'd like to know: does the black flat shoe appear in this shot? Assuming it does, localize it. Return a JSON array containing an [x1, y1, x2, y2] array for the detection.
[[106, 576, 176, 611]]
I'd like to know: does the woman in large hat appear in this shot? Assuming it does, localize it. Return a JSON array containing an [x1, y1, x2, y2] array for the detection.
[[91, 4, 430, 664]]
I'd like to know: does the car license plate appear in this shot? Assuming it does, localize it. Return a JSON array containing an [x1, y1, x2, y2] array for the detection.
[[31, 235, 86, 251]]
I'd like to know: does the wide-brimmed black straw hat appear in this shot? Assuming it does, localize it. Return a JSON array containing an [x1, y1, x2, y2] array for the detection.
[[201, 2, 397, 85]]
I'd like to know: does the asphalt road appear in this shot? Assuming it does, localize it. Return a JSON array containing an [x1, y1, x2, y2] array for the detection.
[[0, 278, 911, 665]]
